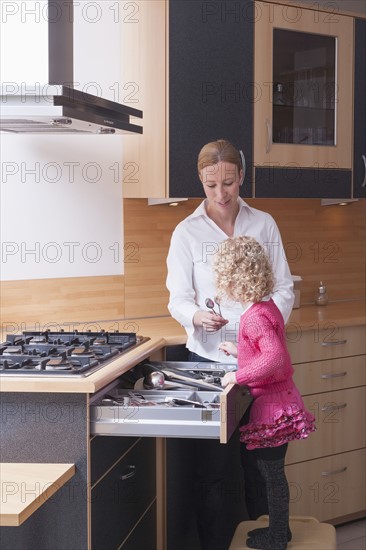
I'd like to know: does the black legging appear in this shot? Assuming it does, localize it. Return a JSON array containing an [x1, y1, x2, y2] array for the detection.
[[240, 401, 288, 519]]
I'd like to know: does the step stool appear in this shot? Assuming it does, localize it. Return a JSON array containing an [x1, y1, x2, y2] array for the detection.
[[229, 515, 337, 550]]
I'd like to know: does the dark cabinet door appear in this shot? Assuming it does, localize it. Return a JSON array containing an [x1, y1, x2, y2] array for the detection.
[[353, 18, 366, 198], [255, 167, 352, 198], [169, 0, 254, 198], [91, 438, 156, 550]]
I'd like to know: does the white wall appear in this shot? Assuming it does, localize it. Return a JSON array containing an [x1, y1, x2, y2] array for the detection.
[[0, 1, 125, 281]]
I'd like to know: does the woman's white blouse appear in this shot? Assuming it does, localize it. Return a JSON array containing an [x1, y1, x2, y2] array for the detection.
[[166, 198, 294, 362]]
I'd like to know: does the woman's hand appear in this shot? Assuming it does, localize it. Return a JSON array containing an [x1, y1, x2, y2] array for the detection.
[[221, 371, 237, 387], [218, 341, 238, 358], [193, 310, 228, 333]]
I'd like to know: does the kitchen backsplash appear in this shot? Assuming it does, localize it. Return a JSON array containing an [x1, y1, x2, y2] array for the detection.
[[1, 198, 365, 329], [123, 198, 366, 318]]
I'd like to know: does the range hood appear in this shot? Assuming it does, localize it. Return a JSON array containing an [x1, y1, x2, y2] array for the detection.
[[0, 1, 142, 135]]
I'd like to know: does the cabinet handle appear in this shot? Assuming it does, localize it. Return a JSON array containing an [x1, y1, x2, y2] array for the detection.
[[321, 466, 347, 477], [119, 465, 136, 481], [321, 403, 347, 412], [239, 149, 246, 183], [265, 119, 272, 153], [362, 154, 366, 187], [321, 371, 347, 379], [321, 339, 347, 347]]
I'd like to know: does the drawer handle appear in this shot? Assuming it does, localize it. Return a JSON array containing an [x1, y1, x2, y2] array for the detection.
[[119, 465, 136, 481], [321, 339, 347, 347], [321, 371, 347, 379], [321, 403, 347, 412], [362, 154, 366, 187], [265, 119, 272, 153], [321, 466, 347, 477]]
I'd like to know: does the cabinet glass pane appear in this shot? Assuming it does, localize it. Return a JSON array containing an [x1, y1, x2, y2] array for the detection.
[[272, 29, 336, 146]]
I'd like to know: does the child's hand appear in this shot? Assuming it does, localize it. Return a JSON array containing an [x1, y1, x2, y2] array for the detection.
[[221, 372, 237, 387], [219, 341, 238, 358]]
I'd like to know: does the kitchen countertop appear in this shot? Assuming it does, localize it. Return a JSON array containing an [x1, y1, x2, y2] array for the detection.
[[0, 463, 76, 526], [0, 300, 364, 394]]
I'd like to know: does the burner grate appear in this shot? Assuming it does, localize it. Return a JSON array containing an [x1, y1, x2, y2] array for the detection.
[[0, 331, 148, 377]]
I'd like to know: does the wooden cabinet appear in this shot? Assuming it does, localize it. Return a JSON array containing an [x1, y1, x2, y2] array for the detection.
[[122, 0, 254, 199], [285, 324, 366, 523], [353, 18, 366, 198], [122, 1, 362, 199], [91, 437, 157, 549], [121, 1, 167, 198], [253, 1, 354, 197], [168, 0, 254, 198], [286, 449, 366, 522]]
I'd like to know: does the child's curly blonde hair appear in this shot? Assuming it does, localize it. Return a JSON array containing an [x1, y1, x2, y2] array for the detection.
[[213, 236, 275, 303]]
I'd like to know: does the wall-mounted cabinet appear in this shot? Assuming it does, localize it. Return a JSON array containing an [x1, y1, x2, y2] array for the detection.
[[253, 1, 354, 197], [122, 0, 254, 199], [254, 2, 353, 168], [353, 18, 366, 198], [121, 1, 167, 198], [168, 0, 254, 198], [122, 0, 362, 199]]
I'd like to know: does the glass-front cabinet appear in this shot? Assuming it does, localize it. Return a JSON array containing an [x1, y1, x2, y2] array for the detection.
[[254, 1, 353, 170]]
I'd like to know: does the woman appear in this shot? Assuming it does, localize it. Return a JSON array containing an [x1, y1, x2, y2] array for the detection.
[[166, 139, 294, 550]]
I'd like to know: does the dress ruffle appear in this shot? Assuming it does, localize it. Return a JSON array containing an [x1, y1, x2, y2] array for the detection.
[[240, 403, 316, 450]]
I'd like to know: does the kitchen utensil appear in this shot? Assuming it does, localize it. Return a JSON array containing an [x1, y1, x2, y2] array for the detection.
[[102, 394, 131, 406], [134, 377, 145, 389], [162, 368, 224, 392], [163, 380, 199, 390], [126, 391, 168, 406], [214, 296, 222, 316], [205, 297, 218, 315], [143, 371, 165, 389], [165, 396, 207, 408]]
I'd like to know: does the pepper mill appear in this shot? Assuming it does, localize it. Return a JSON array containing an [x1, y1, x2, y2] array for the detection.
[[315, 281, 329, 306]]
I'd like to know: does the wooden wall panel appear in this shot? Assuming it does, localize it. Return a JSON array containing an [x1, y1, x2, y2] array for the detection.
[[0, 275, 124, 330], [123, 198, 366, 317], [1, 198, 364, 328], [123, 200, 199, 318]]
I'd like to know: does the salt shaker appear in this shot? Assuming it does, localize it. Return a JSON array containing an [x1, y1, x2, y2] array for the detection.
[[315, 281, 329, 306]]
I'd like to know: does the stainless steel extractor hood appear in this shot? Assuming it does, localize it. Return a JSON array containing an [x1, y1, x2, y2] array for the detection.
[[0, 1, 142, 135]]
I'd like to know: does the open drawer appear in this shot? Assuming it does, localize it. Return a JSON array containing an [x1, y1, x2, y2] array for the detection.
[[90, 362, 252, 444]]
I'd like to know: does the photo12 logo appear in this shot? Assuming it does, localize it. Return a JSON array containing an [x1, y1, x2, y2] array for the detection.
[[1, 1, 140, 24], [1, 241, 140, 265]]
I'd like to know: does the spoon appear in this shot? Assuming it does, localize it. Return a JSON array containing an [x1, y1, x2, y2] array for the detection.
[[143, 371, 165, 389], [205, 297, 218, 315], [214, 296, 222, 316]]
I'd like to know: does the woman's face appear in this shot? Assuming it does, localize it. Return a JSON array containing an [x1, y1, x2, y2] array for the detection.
[[199, 161, 242, 215]]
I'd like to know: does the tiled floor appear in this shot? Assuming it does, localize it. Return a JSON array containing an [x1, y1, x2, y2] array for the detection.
[[336, 519, 366, 550]]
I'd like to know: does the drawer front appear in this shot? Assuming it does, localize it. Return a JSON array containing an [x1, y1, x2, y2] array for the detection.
[[90, 435, 138, 486], [293, 355, 366, 396], [121, 501, 157, 550], [91, 438, 156, 550], [286, 448, 366, 522], [286, 386, 366, 464], [286, 325, 365, 364], [91, 386, 251, 444]]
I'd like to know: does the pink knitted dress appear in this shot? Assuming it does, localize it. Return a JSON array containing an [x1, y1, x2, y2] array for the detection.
[[236, 299, 315, 450]]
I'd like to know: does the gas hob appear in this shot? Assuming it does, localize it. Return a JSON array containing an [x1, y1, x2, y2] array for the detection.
[[0, 330, 149, 377]]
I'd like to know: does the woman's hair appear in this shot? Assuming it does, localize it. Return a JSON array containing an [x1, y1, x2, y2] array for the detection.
[[213, 236, 275, 303], [197, 139, 241, 175]]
